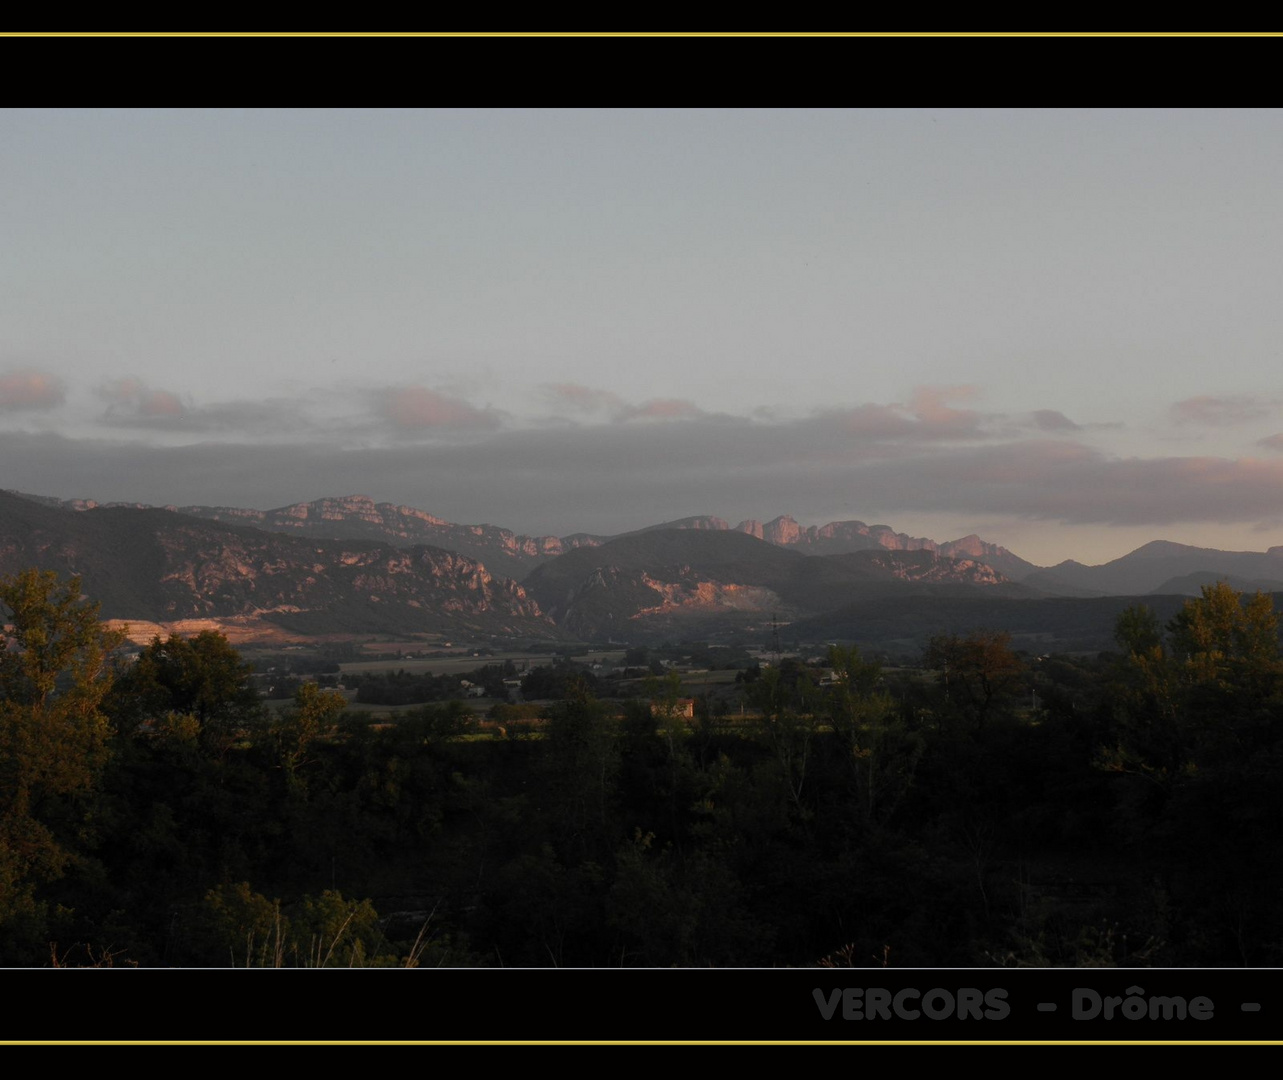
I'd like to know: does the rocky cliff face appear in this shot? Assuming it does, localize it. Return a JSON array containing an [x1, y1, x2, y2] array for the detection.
[[0, 491, 559, 639], [523, 529, 1025, 641], [132, 495, 606, 581], [8, 490, 1037, 585], [735, 515, 938, 554], [202, 498, 1025, 579], [853, 550, 1008, 585], [730, 517, 1036, 577], [11, 492, 583, 578]]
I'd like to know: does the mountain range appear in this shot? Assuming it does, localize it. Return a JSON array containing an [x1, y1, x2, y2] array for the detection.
[[1025, 540, 1283, 597], [14, 492, 1039, 582], [5, 488, 1283, 648], [0, 490, 555, 641], [11, 491, 605, 582]]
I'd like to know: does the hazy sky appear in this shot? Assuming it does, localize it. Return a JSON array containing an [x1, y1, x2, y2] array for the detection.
[[5, 107, 1283, 566]]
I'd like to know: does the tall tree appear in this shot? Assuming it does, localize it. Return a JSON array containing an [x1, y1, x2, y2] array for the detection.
[[274, 681, 347, 796], [544, 679, 619, 862], [110, 630, 264, 758], [826, 645, 921, 825], [924, 630, 1024, 730], [0, 570, 125, 957]]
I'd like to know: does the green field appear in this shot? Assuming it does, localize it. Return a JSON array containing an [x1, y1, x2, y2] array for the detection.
[[339, 649, 626, 677], [263, 689, 510, 718]]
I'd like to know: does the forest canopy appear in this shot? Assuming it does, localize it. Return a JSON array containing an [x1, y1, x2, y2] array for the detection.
[[2, 570, 1282, 968]]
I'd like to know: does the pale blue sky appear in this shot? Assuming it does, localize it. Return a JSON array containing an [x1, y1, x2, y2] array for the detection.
[[5, 108, 1283, 566]]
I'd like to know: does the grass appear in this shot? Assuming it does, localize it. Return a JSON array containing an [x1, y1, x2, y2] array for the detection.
[[338, 649, 621, 677]]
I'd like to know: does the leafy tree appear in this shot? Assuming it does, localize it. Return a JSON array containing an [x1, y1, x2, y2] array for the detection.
[[1115, 603, 1163, 656], [645, 670, 688, 757], [0, 570, 126, 957], [1108, 585, 1283, 963], [924, 630, 1024, 729], [1167, 582, 1281, 695], [1111, 585, 1283, 775], [1108, 604, 1182, 776], [544, 682, 619, 861], [825, 645, 922, 825], [746, 664, 822, 820], [110, 630, 264, 758], [274, 682, 347, 795]]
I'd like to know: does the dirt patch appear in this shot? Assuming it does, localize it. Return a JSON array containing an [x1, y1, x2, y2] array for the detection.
[[105, 616, 327, 646]]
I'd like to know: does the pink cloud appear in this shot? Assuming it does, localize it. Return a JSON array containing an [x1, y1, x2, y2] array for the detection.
[[829, 402, 916, 438], [140, 390, 182, 416], [908, 384, 982, 432], [1259, 433, 1283, 452], [622, 398, 703, 421], [818, 386, 989, 442], [540, 385, 703, 423], [1171, 394, 1272, 427], [101, 377, 144, 403], [0, 368, 65, 411], [384, 386, 500, 430], [542, 382, 625, 414], [100, 378, 185, 418]]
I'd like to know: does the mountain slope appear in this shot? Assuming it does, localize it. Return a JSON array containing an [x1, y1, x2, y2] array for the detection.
[[728, 515, 1040, 579], [1147, 570, 1283, 598], [0, 491, 558, 639], [168, 495, 609, 581], [8, 492, 606, 582], [1026, 541, 1283, 596], [522, 528, 1028, 640]]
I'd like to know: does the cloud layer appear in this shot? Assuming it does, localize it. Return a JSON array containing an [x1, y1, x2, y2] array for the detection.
[[100, 378, 185, 420], [0, 369, 65, 412], [6, 412, 1283, 539], [382, 386, 503, 431], [541, 382, 705, 424], [1171, 394, 1275, 428]]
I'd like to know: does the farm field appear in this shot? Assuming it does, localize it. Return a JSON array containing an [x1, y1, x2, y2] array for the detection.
[[338, 649, 626, 677]]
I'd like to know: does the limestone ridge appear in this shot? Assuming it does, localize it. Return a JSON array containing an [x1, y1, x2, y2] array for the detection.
[[163, 495, 608, 581], [0, 490, 558, 639], [11, 492, 1036, 582], [12, 493, 606, 582], [522, 529, 1032, 641], [730, 515, 1038, 577]]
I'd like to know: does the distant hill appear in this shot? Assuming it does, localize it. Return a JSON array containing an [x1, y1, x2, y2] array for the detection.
[[636, 515, 731, 533], [1147, 570, 1283, 597], [0, 490, 559, 640], [522, 528, 1029, 640], [1026, 540, 1283, 596]]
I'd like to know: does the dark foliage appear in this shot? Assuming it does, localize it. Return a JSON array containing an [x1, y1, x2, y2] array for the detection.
[[5, 570, 1283, 967]]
